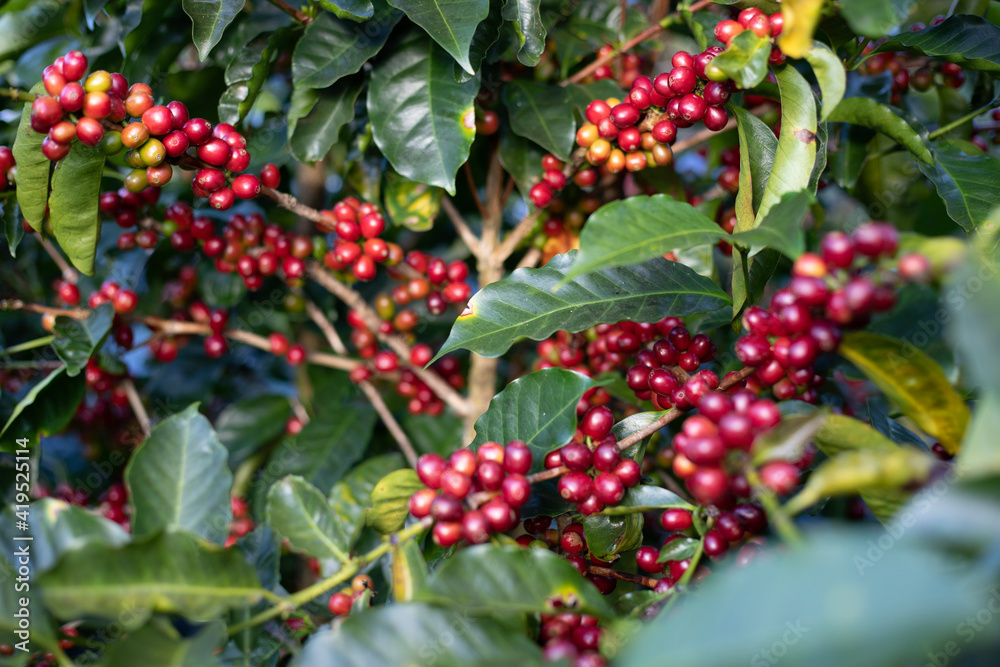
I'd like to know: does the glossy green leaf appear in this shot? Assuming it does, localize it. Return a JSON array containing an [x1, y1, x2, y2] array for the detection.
[[469, 368, 599, 465], [48, 142, 105, 275], [504, 80, 577, 161], [2, 199, 24, 256], [803, 42, 845, 121], [317, 0, 374, 21], [215, 395, 291, 467], [958, 393, 1000, 480], [617, 528, 987, 667], [840, 332, 969, 454], [330, 454, 404, 544], [38, 531, 262, 627], [598, 484, 691, 516], [658, 536, 699, 562], [125, 404, 233, 544], [420, 544, 614, 617], [368, 31, 479, 194], [752, 411, 829, 464], [948, 252, 1000, 391], [730, 190, 812, 259], [181, 0, 246, 61], [711, 30, 770, 89], [730, 104, 778, 227], [51, 302, 113, 377], [0, 365, 84, 440], [0, 499, 129, 574], [266, 475, 351, 565], [403, 411, 464, 455], [99, 619, 226, 667], [917, 140, 1000, 240], [436, 251, 730, 360], [756, 65, 818, 224], [10, 83, 49, 231], [564, 195, 728, 279], [369, 469, 424, 534], [387, 0, 489, 74], [291, 2, 401, 89], [84, 0, 112, 28], [872, 14, 1000, 71], [827, 97, 932, 164], [839, 0, 915, 37], [290, 603, 543, 667], [217, 27, 292, 125], [383, 171, 444, 231], [459, 0, 504, 81], [582, 510, 642, 561], [289, 77, 363, 162], [503, 0, 545, 66], [263, 403, 376, 491]]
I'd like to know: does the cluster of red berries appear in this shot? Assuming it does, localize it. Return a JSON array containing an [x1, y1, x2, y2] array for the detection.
[[0, 146, 15, 191], [713, 7, 786, 66], [623, 317, 719, 410], [326, 574, 374, 617], [591, 47, 647, 89], [735, 223, 929, 401], [29, 50, 273, 208], [970, 109, 1000, 152], [349, 343, 462, 416], [544, 406, 642, 515], [389, 249, 473, 311], [319, 197, 398, 282], [40, 480, 130, 529], [224, 496, 255, 548], [536, 607, 607, 666], [409, 442, 534, 547]]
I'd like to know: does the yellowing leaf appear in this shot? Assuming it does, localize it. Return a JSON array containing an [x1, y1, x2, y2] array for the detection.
[[778, 0, 824, 59]]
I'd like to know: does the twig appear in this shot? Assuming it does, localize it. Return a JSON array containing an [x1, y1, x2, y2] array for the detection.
[[305, 300, 418, 467], [588, 565, 660, 589], [0, 88, 36, 102], [289, 397, 310, 425], [440, 197, 482, 258], [260, 186, 331, 227], [306, 263, 471, 417], [463, 163, 488, 219], [0, 300, 88, 319], [265, 0, 313, 24], [121, 379, 151, 438], [32, 233, 78, 283], [515, 246, 543, 270]]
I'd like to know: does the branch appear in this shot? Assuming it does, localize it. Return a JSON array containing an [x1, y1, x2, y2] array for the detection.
[[305, 301, 418, 467], [587, 565, 660, 589], [463, 163, 488, 219], [306, 263, 471, 417], [31, 233, 78, 283], [440, 197, 482, 258], [0, 88, 36, 102], [121, 379, 151, 438], [265, 0, 313, 24]]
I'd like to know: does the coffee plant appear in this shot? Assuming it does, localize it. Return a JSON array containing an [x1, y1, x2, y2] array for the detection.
[[2, 0, 1000, 664]]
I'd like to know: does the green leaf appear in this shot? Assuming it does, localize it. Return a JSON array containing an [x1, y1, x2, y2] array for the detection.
[[387, 0, 489, 74], [839, 0, 915, 37], [839, 332, 969, 454], [10, 83, 49, 231], [290, 603, 544, 667], [435, 250, 731, 359], [182, 0, 246, 61], [263, 404, 376, 491], [51, 302, 114, 377], [266, 475, 351, 565], [0, 558, 56, 652], [291, 2, 401, 89], [730, 104, 778, 226], [368, 31, 479, 194], [402, 411, 464, 455], [711, 30, 770, 89], [0, 499, 129, 574], [803, 42, 845, 122], [38, 531, 262, 626], [383, 170, 444, 231], [599, 484, 691, 516], [330, 454, 404, 544], [215, 394, 292, 467], [812, 414, 898, 456], [48, 141, 105, 275], [419, 544, 614, 617], [218, 27, 293, 125], [460, 0, 504, 81], [658, 536, 699, 562], [948, 253, 1000, 392], [917, 140, 1000, 240], [756, 65, 818, 224], [730, 190, 812, 259], [369, 469, 424, 534], [617, 528, 987, 667], [871, 14, 1000, 71], [99, 620, 226, 667], [582, 510, 642, 561], [958, 393, 1000, 481], [390, 538, 428, 601], [503, 0, 545, 66], [469, 368, 598, 466], [317, 0, 374, 21], [0, 365, 84, 440], [752, 410, 829, 464], [125, 404, 234, 544], [827, 97, 932, 164], [200, 270, 245, 307], [289, 77, 363, 162], [563, 195, 728, 279], [2, 199, 24, 256], [503, 80, 576, 161], [498, 129, 545, 200]]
